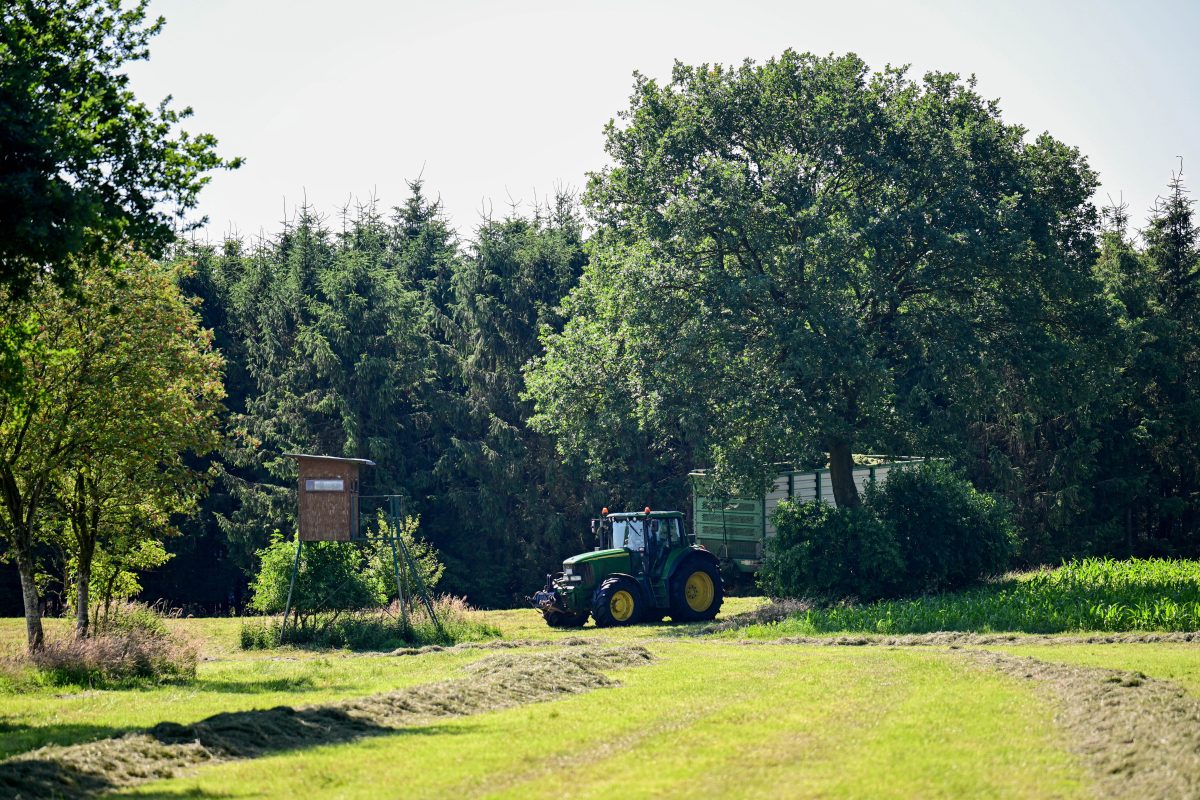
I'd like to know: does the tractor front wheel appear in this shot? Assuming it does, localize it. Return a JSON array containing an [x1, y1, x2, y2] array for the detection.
[[591, 576, 644, 627], [669, 559, 724, 622]]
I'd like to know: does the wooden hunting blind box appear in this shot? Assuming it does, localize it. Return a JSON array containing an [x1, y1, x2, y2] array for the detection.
[[286, 453, 376, 541]]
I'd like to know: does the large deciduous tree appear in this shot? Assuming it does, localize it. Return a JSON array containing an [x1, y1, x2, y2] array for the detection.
[[529, 51, 1106, 508]]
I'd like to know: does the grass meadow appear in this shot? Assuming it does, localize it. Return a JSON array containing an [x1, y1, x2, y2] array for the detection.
[[0, 564, 1197, 798], [736, 558, 1200, 637]]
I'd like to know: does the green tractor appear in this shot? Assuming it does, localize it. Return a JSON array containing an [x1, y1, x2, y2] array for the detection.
[[532, 508, 724, 628]]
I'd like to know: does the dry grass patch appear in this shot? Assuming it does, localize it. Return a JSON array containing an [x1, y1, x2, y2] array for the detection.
[[964, 649, 1200, 800]]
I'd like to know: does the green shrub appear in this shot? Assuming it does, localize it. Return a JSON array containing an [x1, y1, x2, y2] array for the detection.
[[760, 462, 1016, 602], [760, 501, 903, 602], [249, 535, 385, 621], [248, 515, 443, 631], [868, 462, 1017, 594], [239, 619, 282, 649]]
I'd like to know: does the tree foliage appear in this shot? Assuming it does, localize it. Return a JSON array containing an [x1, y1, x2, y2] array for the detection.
[[0, 0, 240, 298], [1090, 172, 1200, 555], [0, 0, 238, 399], [437, 197, 599, 602], [529, 51, 1107, 515], [211, 196, 436, 571], [6, 29, 1199, 615]]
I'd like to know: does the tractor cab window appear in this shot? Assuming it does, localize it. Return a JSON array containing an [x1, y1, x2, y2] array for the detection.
[[611, 517, 683, 551], [611, 519, 645, 550], [647, 518, 678, 546]]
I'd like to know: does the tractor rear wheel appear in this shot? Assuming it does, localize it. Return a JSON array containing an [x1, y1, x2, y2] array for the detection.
[[591, 576, 644, 627], [669, 559, 724, 622]]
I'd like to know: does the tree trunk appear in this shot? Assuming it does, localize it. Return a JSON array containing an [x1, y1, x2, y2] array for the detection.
[[75, 555, 91, 638], [15, 544, 44, 652], [828, 440, 861, 508], [71, 479, 95, 638]]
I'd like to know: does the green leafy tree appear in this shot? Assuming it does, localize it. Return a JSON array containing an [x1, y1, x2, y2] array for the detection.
[[0, 255, 223, 649], [139, 241, 258, 611], [69, 538, 171, 629], [529, 51, 1107, 515], [0, 0, 239, 392]]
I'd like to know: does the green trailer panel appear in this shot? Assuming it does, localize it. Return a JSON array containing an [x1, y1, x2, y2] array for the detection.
[[690, 458, 924, 574]]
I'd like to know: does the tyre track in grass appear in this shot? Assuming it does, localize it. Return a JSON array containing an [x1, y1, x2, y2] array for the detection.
[[963, 649, 1200, 800], [457, 647, 906, 800], [456, 650, 807, 799], [0, 646, 653, 800]]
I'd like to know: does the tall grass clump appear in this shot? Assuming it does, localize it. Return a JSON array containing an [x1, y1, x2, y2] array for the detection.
[[26, 603, 197, 686], [240, 594, 501, 651], [750, 557, 1200, 636]]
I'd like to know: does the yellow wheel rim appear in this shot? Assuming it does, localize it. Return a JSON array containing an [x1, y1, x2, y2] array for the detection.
[[610, 589, 635, 622], [684, 571, 715, 612]]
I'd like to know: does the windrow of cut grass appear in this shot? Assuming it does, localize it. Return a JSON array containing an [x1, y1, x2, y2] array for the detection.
[[0, 645, 653, 798], [737, 558, 1200, 637]]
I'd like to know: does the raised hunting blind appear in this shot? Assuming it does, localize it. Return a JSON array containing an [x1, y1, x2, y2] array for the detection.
[[290, 453, 374, 541], [280, 453, 440, 636]]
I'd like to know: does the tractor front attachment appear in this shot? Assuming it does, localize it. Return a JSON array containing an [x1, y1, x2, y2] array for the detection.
[[531, 573, 589, 629]]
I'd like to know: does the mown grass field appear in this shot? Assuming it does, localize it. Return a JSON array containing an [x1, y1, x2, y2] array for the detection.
[[0, 562, 1197, 799]]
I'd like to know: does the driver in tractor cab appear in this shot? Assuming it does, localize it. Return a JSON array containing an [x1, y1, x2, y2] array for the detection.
[[643, 517, 670, 570]]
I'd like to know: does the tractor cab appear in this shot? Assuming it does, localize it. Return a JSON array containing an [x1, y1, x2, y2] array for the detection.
[[597, 510, 685, 576], [533, 507, 723, 629], [605, 512, 685, 550]]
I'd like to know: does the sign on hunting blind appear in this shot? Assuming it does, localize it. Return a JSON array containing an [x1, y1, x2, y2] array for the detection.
[[285, 453, 376, 541]]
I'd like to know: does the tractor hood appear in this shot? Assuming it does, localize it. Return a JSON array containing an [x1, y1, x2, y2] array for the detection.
[[564, 548, 630, 568]]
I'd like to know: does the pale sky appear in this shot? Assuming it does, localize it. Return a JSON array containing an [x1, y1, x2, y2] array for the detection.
[[128, 0, 1199, 244]]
